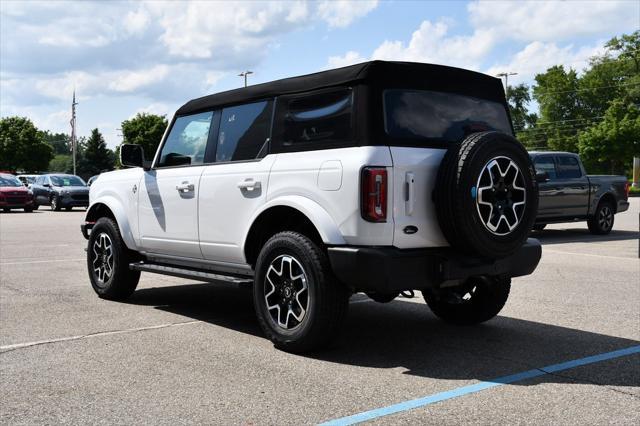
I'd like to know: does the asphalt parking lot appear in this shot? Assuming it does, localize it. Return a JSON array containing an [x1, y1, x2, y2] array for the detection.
[[1, 201, 639, 425]]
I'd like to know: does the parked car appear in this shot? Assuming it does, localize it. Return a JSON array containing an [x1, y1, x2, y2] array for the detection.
[[87, 175, 100, 186], [17, 174, 39, 187], [0, 173, 35, 212], [531, 152, 630, 234], [82, 61, 541, 352], [31, 174, 89, 211]]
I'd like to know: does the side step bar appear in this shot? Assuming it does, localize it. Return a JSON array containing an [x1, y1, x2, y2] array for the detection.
[[129, 262, 253, 285]]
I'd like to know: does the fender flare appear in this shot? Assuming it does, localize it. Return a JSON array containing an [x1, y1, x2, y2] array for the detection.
[[243, 195, 346, 250], [86, 195, 138, 251]]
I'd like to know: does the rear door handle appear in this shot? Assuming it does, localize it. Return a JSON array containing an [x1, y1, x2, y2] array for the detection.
[[176, 182, 194, 193], [237, 179, 261, 191]]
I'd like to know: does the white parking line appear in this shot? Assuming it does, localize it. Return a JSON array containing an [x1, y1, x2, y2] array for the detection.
[[0, 258, 85, 265], [543, 249, 637, 260], [0, 320, 201, 352]]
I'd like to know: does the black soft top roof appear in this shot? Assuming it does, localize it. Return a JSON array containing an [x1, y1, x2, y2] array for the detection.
[[177, 61, 505, 116]]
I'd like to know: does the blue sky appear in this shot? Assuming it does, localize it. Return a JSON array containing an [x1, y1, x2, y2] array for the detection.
[[1, 0, 638, 148]]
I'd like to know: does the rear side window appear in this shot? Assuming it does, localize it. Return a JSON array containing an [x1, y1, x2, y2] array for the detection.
[[159, 111, 214, 167], [556, 155, 582, 178], [280, 88, 353, 146], [534, 156, 557, 179], [216, 100, 273, 162], [384, 90, 512, 143]]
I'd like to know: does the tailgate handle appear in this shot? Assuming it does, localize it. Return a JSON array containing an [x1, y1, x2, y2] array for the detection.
[[405, 172, 415, 216]]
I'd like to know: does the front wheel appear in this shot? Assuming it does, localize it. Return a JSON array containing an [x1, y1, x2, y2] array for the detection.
[[587, 201, 614, 235], [24, 206, 33, 213], [50, 196, 61, 211], [253, 231, 349, 353], [87, 217, 140, 300], [423, 276, 511, 325]]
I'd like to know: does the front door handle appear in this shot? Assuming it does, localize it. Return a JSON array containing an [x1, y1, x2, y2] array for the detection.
[[176, 182, 194, 193], [237, 179, 261, 191]]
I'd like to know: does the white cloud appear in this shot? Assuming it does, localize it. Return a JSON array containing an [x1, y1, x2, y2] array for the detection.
[[327, 19, 497, 70], [317, 0, 378, 28], [468, 0, 638, 42], [124, 8, 150, 35], [327, 50, 367, 68], [108, 65, 171, 93], [486, 41, 608, 85]]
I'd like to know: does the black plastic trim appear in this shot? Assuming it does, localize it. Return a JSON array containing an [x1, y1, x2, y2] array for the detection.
[[327, 239, 541, 293]]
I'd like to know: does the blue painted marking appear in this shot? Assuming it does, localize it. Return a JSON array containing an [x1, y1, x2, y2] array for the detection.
[[471, 186, 477, 199], [320, 345, 640, 426]]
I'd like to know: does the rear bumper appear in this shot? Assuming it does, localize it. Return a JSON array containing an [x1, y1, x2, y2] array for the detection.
[[327, 239, 541, 293]]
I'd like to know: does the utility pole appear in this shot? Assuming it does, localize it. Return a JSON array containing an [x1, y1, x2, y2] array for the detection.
[[70, 90, 78, 176], [496, 71, 518, 92], [238, 71, 253, 87]]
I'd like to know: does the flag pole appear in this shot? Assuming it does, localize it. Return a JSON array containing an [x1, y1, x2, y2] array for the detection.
[[70, 90, 78, 175]]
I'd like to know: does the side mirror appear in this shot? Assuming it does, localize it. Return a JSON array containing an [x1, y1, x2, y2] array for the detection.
[[120, 144, 149, 169], [535, 170, 550, 183]]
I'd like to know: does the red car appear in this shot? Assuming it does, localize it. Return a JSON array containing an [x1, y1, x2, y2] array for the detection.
[[0, 173, 35, 212]]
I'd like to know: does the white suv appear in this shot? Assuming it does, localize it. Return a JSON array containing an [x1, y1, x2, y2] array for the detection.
[[82, 61, 541, 352]]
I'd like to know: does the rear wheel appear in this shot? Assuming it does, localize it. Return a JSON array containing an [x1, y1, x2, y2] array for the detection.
[[33, 204, 39, 210], [65, 206, 73, 211], [588, 201, 614, 235], [423, 276, 510, 325], [253, 231, 349, 353], [87, 217, 140, 300], [24, 206, 33, 213]]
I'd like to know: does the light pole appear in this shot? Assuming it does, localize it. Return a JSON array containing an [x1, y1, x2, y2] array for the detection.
[[496, 72, 518, 91], [238, 71, 253, 87]]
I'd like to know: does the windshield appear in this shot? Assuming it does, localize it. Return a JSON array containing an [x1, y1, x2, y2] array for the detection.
[[384, 90, 512, 143], [50, 175, 86, 187], [0, 175, 23, 187]]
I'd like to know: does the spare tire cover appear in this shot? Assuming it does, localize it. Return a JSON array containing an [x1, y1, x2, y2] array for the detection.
[[434, 131, 538, 259]]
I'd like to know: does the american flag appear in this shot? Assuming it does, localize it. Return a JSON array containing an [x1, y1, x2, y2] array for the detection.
[[70, 90, 77, 152]]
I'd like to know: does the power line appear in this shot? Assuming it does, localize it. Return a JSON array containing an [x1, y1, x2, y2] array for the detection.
[[533, 82, 639, 96], [513, 115, 607, 130]]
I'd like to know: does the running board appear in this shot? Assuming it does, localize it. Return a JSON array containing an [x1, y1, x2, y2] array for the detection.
[[129, 262, 253, 285]]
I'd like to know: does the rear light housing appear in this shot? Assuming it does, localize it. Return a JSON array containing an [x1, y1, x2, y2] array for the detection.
[[624, 181, 630, 198], [361, 167, 388, 222]]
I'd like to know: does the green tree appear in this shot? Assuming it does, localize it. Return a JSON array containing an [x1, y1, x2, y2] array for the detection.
[[506, 83, 539, 148], [532, 66, 585, 152], [41, 131, 70, 155], [77, 128, 115, 178], [0, 116, 53, 172], [49, 154, 72, 173], [120, 113, 167, 160], [578, 100, 640, 174]]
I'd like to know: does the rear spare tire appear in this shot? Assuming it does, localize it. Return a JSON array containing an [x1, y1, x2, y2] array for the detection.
[[434, 131, 537, 259]]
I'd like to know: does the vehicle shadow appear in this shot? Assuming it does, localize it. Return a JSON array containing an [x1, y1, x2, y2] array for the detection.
[[127, 283, 639, 387], [533, 228, 639, 245]]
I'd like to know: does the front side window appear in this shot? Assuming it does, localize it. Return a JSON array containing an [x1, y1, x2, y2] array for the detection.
[[384, 90, 512, 143], [216, 101, 273, 162], [556, 155, 582, 179], [159, 111, 214, 167], [281, 89, 353, 146], [534, 156, 557, 179]]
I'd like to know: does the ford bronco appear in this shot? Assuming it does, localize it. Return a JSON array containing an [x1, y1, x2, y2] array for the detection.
[[82, 61, 542, 352]]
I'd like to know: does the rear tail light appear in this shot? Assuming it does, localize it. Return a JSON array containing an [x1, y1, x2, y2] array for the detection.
[[624, 182, 630, 198], [361, 167, 387, 222]]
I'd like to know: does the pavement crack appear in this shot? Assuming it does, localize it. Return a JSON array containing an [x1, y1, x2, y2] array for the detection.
[[539, 369, 640, 399]]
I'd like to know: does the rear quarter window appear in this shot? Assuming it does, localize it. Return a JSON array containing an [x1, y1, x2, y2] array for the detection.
[[384, 90, 512, 143]]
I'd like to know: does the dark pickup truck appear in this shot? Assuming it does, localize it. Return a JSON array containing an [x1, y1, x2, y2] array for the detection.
[[531, 152, 630, 234]]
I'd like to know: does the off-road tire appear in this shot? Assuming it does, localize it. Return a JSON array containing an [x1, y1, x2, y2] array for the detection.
[[423, 276, 511, 325], [253, 231, 349, 353], [32, 204, 39, 210], [87, 217, 140, 301], [587, 200, 615, 235], [434, 131, 538, 259]]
